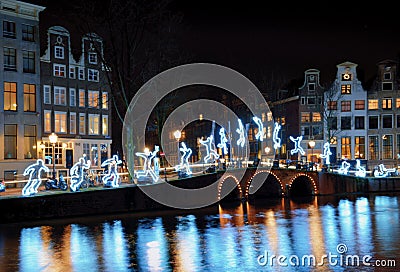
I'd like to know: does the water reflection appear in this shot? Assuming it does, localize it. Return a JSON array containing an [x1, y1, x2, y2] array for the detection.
[[0, 194, 398, 271]]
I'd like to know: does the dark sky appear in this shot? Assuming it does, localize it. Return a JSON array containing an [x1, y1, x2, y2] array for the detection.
[[29, 0, 400, 86]]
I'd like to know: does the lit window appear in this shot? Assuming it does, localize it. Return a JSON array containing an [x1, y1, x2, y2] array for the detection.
[[102, 92, 108, 109], [312, 112, 321, 122], [4, 82, 17, 111], [368, 99, 378, 110], [382, 135, 393, 159], [355, 100, 365, 110], [355, 136, 365, 159], [54, 86, 66, 105], [89, 114, 100, 135], [301, 112, 310, 122], [79, 113, 86, 135], [70, 112, 76, 134], [54, 111, 67, 133], [397, 98, 400, 108], [341, 84, 351, 94], [44, 110, 51, 132], [23, 84, 36, 112], [53, 64, 66, 77], [88, 69, 99, 82], [43, 85, 51, 104], [79, 89, 85, 107], [341, 73, 352, 81], [341, 101, 351, 112], [54, 46, 64, 59], [327, 101, 337, 110], [341, 137, 351, 159], [382, 98, 392, 110], [88, 90, 99, 108], [102, 115, 108, 135]]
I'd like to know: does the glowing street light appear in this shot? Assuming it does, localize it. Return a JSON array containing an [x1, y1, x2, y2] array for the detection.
[[174, 130, 182, 165], [49, 132, 58, 180], [265, 146, 270, 154], [309, 140, 316, 170]]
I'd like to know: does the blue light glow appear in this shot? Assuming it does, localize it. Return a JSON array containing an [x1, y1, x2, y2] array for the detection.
[[289, 136, 305, 155], [101, 154, 123, 187], [374, 164, 397, 178], [175, 142, 193, 176], [199, 136, 219, 163], [22, 159, 50, 196], [320, 142, 332, 165], [217, 128, 228, 154], [135, 146, 160, 182], [338, 161, 351, 175], [252, 116, 264, 141], [355, 159, 366, 177], [236, 119, 245, 147], [70, 156, 91, 192], [273, 122, 281, 149]]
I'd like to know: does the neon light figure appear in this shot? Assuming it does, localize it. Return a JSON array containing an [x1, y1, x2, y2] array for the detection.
[[199, 135, 219, 163], [355, 159, 366, 178], [101, 154, 123, 187], [320, 142, 332, 165], [273, 122, 281, 150], [175, 142, 193, 175], [70, 156, 91, 192], [338, 161, 351, 175], [217, 128, 228, 154], [253, 116, 264, 141], [290, 136, 305, 155], [374, 164, 397, 177], [236, 119, 245, 147], [135, 146, 160, 182], [22, 159, 49, 196]]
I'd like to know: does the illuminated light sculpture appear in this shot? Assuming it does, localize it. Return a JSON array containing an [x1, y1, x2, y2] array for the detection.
[[70, 156, 91, 192], [273, 122, 281, 150], [135, 146, 160, 182], [252, 116, 264, 141], [22, 159, 49, 196], [101, 154, 123, 187], [175, 142, 193, 176], [354, 159, 366, 178], [290, 136, 305, 155], [199, 135, 219, 163], [337, 161, 351, 175], [45, 155, 52, 164], [320, 142, 332, 165], [236, 119, 245, 147], [217, 127, 228, 154], [374, 163, 397, 178]]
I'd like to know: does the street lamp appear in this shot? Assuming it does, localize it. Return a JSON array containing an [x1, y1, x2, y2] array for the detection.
[[309, 140, 315, 171], [174, 130, 181, 165], [49, 132, 58, 180]]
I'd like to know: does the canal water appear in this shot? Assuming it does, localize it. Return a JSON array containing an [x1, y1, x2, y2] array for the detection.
[[0, 194, 399, 272]]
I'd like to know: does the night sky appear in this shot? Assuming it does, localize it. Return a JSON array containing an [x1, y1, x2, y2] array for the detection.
[[29, 0, 400, 87]]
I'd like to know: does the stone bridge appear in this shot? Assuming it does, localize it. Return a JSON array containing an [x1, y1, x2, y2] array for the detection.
[[216, 167, 320, 200]]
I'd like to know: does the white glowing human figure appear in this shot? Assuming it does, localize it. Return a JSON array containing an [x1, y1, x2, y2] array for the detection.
[[22, 159, 49, 196], [320, 142, 332, 165], [200, 135, 219, 163], [217, 127, 228, 154], [236, 119, 245, 147], [253, 116, 264, 141], [135, 146, 159, 182], [290, 136, 305, 155], [338, 161, 351, 175], [70, 156, 91, 192], [175, 142, 193, 175], [374, 163, 397, 177], [354, 159, 366, 177], [273, 122, 281, 150], [101, 154, 122, 187]]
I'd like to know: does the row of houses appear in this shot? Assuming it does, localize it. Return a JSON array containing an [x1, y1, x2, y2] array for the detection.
[[0, 0, 112, 181]]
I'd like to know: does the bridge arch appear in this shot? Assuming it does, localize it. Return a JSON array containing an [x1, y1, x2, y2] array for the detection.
[[217, 175, 243, 201], [288, 173, 318, 197], [245, 170, 285, 198]]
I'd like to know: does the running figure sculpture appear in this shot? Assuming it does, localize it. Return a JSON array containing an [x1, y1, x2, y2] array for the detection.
[[135, 146, 159, 182], [199, 135, 219, 163], [175, 142, 193, 176], [22, 159, 49, 196], [273, 122, 281, 150], [290, 136, 305, 155], [101, 154, 122, 187], [236, 119, 245, 148], [70, 156, 91, 192], [217, 128, 228, 155], [320, 142, 332, 165]]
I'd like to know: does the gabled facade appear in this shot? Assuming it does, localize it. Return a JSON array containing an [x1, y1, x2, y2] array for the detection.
[[40, 26, 112, 176], [367, 59, 400, 169], [298, 69, 325, 164], [0, 0, 45, 180], [323, 61, 367, 162]]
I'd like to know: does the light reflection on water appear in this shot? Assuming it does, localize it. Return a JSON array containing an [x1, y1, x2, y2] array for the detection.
[[0, 194, 399, 271]]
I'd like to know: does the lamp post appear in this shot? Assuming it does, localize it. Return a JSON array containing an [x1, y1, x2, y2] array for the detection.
[[309, 140, 315, 171], [173, 130, 181, 165], [265, 146, 270, 167], [49, 132, 58, 180]]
